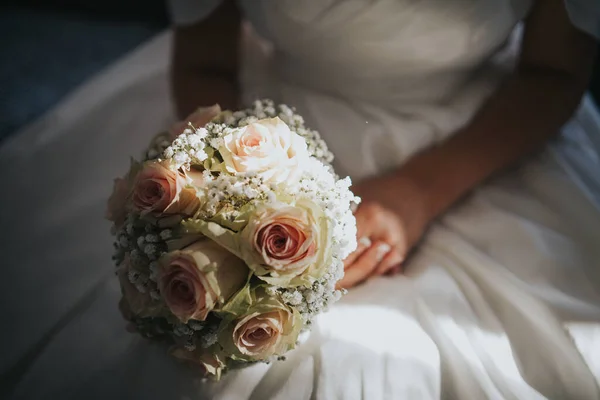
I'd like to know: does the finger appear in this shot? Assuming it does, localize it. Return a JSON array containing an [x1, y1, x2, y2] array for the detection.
[[338, 241, 391, 289], [374, 248, 404, 276], [343, 236, 372, 269]]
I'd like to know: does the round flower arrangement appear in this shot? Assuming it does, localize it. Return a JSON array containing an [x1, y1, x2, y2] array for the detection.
[[107, 100, 358, 378]]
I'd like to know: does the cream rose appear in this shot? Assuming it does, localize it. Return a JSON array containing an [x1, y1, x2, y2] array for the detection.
[[219, 289, 302, 361], [169, 104, 222, 139], [158, 240, 248, 323], [219, 117, 309, 183], [240, 199, 333, 286], [131, 161, 203, 217]]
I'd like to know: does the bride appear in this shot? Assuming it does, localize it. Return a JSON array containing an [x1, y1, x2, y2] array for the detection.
[[2, 0, 600, 399]]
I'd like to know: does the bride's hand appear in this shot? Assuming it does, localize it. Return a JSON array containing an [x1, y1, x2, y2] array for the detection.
[[338, 173, 431, 289]]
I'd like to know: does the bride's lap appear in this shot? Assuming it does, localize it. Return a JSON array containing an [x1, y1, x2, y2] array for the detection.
[[4, 154, 600, 399]]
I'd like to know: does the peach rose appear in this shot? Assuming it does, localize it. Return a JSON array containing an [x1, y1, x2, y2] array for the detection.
[[169, 104, 222, 139], [106, 175, 131, 229], [131, 161, 203, 217], [158, 240, 248, 323], [233, 310, 290, 358], [219, 117, 309, 184], [240, 200, 332, 286], [218, 289, 302, 361]]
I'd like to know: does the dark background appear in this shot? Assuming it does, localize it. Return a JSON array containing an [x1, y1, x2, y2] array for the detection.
[[1, 1, 599, 143], [0, 1, 168, 142]]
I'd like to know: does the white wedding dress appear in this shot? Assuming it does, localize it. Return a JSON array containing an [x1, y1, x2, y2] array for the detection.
[[2, 1, 600, 399]]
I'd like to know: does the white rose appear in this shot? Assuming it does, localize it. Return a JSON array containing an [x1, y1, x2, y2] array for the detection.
[[219, 117, 309, 184]]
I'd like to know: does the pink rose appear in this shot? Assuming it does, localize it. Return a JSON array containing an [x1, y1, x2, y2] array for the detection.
[[131, 161, 203, 217], [233, 310, 290, 358], [240, 200, 331, 286], [218, 290, 301, 361], [255, 212, 316, 270], [106, 175, 131, 229], [158, 240, 248, 323], [169, 104, 222, 139]]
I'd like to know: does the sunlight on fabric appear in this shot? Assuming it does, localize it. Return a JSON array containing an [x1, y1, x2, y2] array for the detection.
[[432, 316, 548, 398], [440, 317, 522, 379], [315, 304, 439, 361], [567, 322, 600, 384]]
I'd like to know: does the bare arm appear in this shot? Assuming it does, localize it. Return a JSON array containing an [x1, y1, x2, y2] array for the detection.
[[170, 0, 242, 118], [391, 0, 598, 222]]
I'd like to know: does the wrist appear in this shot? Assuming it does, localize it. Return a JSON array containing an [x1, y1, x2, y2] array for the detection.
[[391, 143, 471, 223], [388, 170, 436, 227], [353, 169, 435, 247]]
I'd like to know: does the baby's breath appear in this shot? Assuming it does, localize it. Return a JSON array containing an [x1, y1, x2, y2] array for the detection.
[[111, 215, 168, 294]]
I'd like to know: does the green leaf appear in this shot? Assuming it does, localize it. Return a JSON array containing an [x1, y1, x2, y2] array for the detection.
[[181, 219, 243, 259], [220, 284, 253, 315]]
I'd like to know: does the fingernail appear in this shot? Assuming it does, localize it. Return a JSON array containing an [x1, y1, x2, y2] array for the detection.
[[375, 243, 391, 262], [358, 236, 372, 247]]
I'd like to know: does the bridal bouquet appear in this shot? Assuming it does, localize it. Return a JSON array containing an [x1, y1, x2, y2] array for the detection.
[[106, 100, 358, 378]]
